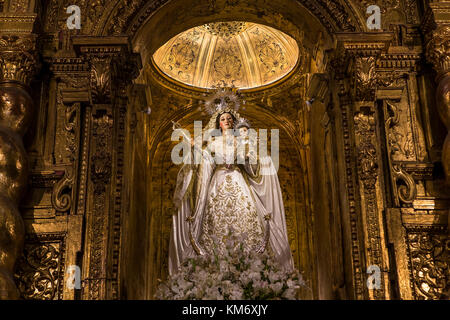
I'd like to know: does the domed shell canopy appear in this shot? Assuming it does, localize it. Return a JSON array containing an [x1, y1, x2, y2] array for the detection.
[[152, 22, 299, 89]]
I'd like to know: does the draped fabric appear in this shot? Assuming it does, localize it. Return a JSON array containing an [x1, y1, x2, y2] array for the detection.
[[169, 135, 294, 275]]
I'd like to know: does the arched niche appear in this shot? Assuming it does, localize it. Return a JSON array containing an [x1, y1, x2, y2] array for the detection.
[[137, 103, 313, 299], [120, 0, 356, 300]]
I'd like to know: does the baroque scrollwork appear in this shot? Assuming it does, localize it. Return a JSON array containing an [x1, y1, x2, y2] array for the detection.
[[392, 164, 417, 204], [14, 234, 66, 300], [385, 101, 417, 204], [407, 232, 449, 300], [51, 168, 74, 214]]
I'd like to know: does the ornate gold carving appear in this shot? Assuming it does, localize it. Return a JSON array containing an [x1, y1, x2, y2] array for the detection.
[[203, 21, 248, 37], [315, 0, 356, 31], [426, 25, 450, 76], [114, 0, 360, 39], [109, 105, 127, 299], [3, 0, 446, 303], [407, 232, 449, 300], [87, 111, 113, 300], [9, 0, 29, 13], [76, 106, 91, 216], [384, 100, 418, 205], [51, 168, 74, 214], [91, 114, 113, 195], [355, 0, 410, 27], [55, 86, 80, 163], [109, 0, 144, 35], [355, 112, 378, 188], [355, 57, 377, 101], [13, 233, 66, 300], [385, 100, 415, 161], [333, 83, 365, 299], [354, 110, 385, 300], [392, 164, 417, 204], [405, 0, 420, 25], [90, 56, 113, 104], [0, 35, 37, 85], [74, 36, 141, 104], [88, 0, 107, 24]]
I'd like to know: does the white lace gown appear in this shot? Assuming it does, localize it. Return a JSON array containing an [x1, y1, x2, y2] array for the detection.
[[169, 135, 293, 275], [199, 137, 264, 255]]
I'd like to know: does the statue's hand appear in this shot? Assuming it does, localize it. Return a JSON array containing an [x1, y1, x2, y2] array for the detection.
[[171, 120, 181, 130], [246, 151, 257, 163]]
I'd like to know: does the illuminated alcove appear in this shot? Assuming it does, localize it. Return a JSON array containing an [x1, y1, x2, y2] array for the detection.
[[152, 22, 300, 89], [121, 0, 354, 301]]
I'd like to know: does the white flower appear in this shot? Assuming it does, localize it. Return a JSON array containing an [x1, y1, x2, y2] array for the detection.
[[269, 282, 283, 293], [248, 271, 261, 282], [268, 271, 282, 283], [155, 231, 307, 300], [252, 259, 263, 271], [229, 288, 243, 300], [282, 288, 297, 299]]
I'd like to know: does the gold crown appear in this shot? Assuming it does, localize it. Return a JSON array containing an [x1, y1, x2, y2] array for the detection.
[[235, 117, 251, 129], [204, 87, 242, 116]]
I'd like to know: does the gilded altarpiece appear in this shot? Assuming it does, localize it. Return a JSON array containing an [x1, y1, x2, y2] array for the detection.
[[0, 0, 447, 300]]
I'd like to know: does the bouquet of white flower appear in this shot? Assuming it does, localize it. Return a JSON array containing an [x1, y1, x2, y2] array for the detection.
[[156, 230, 307, 300]]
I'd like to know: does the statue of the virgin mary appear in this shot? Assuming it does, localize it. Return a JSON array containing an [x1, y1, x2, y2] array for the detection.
[[168, 90, 294, 275]]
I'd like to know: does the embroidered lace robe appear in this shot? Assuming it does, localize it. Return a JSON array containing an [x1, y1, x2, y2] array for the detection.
[[169, 135, 294, 275]]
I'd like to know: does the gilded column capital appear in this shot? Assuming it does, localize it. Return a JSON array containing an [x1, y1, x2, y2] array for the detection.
[[72, 36, 142, 104], [426, 25, 450, 79], [0, 34, 38, 85], [331, 33, 393, 101]]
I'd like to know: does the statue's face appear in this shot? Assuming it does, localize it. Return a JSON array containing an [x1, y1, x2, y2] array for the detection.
[[219, 113, 234, 130], [239, 127, 249, 138]]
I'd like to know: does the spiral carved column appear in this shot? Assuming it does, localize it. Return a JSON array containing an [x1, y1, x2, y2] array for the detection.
[[426, 25, 450, 185], [0, 35, 37, 299]]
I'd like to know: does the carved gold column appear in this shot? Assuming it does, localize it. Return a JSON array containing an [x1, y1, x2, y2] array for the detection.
[[334, 33, 393, 300], [426, 24, 450, 185], [0, 34, 37, 299], [72, 36, 141, 300]]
